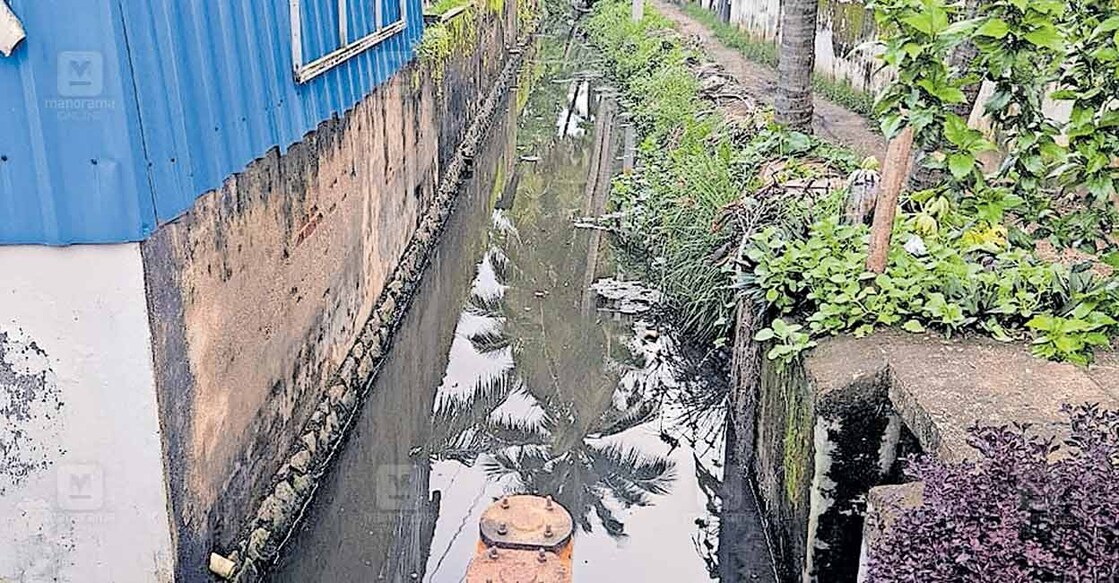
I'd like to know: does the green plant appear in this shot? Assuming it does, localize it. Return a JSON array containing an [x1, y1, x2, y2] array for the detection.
[[711, 0, 1119, 364], [420, 0, 536, 80], [1054, 2, 1119, 209], [419, 2, 479, 79], [589, 0, 1119, 365], [872, 0, 1119, 252], [1028, 304, 1117, 365], [584, 0, 860, 343], [583, 2, 741, 342], [871, 0, 974, 145], [754, 318, 817, 369], [739, 204, 1119, 364]]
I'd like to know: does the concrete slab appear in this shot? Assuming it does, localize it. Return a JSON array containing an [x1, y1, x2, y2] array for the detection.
[[857, 483, 925, 582], [806, 331, 1119, 461]]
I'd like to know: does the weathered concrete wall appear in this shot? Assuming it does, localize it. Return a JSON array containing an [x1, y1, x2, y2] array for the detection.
[[752, 360, 814, 583], [0, 244, 174, 582], [140, 5, 525, 581], [272, 88, 520, 582], [740, 330, 1119, 582], [748, 345, 909, 583]]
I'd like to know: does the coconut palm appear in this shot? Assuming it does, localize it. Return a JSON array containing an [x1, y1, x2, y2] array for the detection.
[[775, 0, 820, 131]]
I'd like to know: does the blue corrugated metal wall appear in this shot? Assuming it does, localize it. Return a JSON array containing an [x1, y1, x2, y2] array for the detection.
[[0, 0, 422, 245], [0, 0, 154, 244]]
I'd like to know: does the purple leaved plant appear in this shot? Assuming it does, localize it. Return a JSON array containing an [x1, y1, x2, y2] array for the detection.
[[867, 404, 1118, 582]]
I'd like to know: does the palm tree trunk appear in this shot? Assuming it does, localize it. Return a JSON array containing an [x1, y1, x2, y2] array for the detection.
[[775, 0, 819, 131]]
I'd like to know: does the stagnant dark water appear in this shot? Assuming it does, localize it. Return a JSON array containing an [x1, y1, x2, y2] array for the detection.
[[273, 25, 775, 583]]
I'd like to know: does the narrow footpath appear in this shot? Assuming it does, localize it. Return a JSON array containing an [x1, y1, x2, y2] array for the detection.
[[652, 0, 887, 159]]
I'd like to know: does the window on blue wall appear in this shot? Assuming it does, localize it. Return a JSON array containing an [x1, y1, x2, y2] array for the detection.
[[290, 0, 409, 83]]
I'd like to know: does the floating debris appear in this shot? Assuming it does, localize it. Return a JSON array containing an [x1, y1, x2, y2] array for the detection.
[[591, 278, 664, 314], [574, 211, 625, 231]]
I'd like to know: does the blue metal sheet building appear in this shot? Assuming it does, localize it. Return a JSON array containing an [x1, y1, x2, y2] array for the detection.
[[0, 0, 422, 245]]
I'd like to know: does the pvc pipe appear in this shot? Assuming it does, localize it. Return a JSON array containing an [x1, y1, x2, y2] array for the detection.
[[209, 553, 236, 580]]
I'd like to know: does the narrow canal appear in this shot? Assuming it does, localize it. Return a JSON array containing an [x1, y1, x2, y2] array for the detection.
[[273, 22, 776, 583]]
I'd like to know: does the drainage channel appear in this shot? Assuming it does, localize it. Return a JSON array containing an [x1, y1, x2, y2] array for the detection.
[[272, 22, 776, 583]]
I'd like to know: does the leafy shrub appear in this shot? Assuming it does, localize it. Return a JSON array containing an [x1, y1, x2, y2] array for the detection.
[[740, 207, 1119, 365], [867, 404, 1119, 582], [871, 0, 1119, 251], [738, 0, 1119, 365]]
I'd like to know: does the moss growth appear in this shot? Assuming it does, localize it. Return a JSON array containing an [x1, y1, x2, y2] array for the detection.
[[781, 366, 813, 507], [515, 51, 545, 113], [419, 9, 476, 70], [429, 0, 472, 15], [486, 0, 506, 15], [418, 0, 482, 80], [420, 0, 540, 82], [517, 0, 540, 33], [819, 0, 875, 57]]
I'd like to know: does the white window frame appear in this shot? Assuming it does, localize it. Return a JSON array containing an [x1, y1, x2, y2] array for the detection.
[[289, 0, 409, 83]]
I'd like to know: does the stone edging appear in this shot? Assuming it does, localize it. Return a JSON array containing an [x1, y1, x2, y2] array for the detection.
[[212, 29, 535, 583]]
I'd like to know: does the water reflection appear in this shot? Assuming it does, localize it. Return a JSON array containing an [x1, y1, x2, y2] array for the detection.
[[422, 33, 728, 582], [274, 26, 772, 583]]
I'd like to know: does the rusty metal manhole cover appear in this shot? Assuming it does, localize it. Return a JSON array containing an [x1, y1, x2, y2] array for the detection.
[[465, 547, 571, 583], [479, 495, 574, 551]]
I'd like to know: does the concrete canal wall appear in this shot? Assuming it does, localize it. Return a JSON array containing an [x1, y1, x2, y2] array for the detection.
[[141, 5, 527, 581], [0, 0, 531, 580], [737, 330, 1119, 582]]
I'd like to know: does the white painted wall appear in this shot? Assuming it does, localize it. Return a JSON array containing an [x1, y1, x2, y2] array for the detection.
[[0, 244, 173, 583], [729, 0, 780, 43], [727, 0, 893, 95]]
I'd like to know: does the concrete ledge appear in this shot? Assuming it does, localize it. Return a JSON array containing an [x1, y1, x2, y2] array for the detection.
[[807, 331, 1119, 461], [748, 330, 1118, 582], [857, 482, 925, 582]]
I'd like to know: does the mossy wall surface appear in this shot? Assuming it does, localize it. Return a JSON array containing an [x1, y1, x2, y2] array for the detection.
[[750, 346, 907, 582], [754, 358, 815, 583]]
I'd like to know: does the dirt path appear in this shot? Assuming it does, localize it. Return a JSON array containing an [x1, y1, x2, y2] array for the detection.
[[652, 0, 887, 159]]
